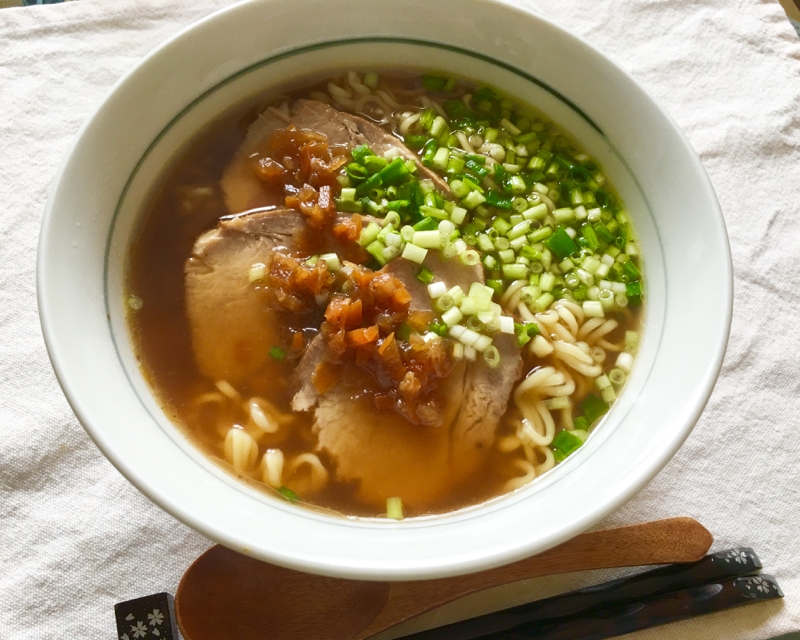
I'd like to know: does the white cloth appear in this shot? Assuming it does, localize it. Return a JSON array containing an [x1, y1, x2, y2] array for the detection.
[[1, 1, 798, 638]]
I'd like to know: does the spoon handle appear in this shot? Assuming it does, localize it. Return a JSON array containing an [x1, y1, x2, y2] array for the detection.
[[356, 517, 711, 639]]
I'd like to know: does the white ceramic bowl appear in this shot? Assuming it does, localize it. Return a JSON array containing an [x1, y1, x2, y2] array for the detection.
[[38, 0, 732, 580]]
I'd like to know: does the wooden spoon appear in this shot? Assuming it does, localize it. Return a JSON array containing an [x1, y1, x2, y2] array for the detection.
[[175, 517, 711, 640]]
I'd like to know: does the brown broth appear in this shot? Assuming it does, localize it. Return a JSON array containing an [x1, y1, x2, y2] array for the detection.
[[126, 71, 643, 518]]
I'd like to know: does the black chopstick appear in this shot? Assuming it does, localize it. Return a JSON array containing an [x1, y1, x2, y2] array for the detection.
[[490, 573, 783, 640], [401, 548, 775, 640]]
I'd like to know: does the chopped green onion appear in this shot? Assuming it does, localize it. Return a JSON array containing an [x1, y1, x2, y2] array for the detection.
[[508, 175, 527, 195], [461, 190, 487, 210], [319, 253, 341, 272], [459, 249, 481, 266], [492, 217, 512, 234], [446, 156, 466, 174], [422, 74, 447, 91], [583, 256, 601, 274], [450, 205, 468, 225], [583, 300, 604, 318], [462, 176, 484, 193], [412, 217, 438, 232], [545, 227, 578, 260], [601, 386, 617, 403], [442, 243, 459, 259], [386, 496, 404, 520], [419, 204, 449, 220], [432, 147, 451, 171], [446, 285, 465, 306], [551, 429, 585, 462], [420, 135, 439, 162], [429, 319, 448, 336], [593, 222, 615, 244], [402, 243, 428, 264], [449, 179, 470, 200], [483, 345, 501, 368], [427, 281, 447, 298], [486, 279, 504, 297], [416, 265, 434, 284], [364, 71, 379, 88], [474, 333, 493, 352], [498, 248, 515, 263], [459, 297, 478, 316], [616, 351, 634, 373], [404, 134, 430, 150], [533, 292, 555, 312], [278, 486, 300, 502], [269, 346, 287, 362], [355, 172, 383, 198], [248, 263, 266, 283], [553, 207, 575, 224], [493, 237, 511, 252], [502, 263, 529, 280], [413, 230, 447, 249], [528, 226, 553, 242], [514, 322, 538, 348], [441, 306, 463, 327], [391, 322, 410, 342], [581, 394, 609, 425], [379, 157, 410, 184], [500, 117, 522, 136], [435, 294, 456, 313], [477, 234, 495, 253], [465, 159, 490, 178], [507, 220, 531, 240], [539, 272, 556, 292], [366, 240, 388, 265], [486, 190, 513, 210], [608, 368, 627, 386], [623, 260, 641, 280], [430, 115, 447, 138], [364, 155, 389, 173], [351, 144, 375, 165], [595, 374, 611, 391], [599, 289, 615, 310], [520, 245, 542, 261], [569, 418, 589, 434]]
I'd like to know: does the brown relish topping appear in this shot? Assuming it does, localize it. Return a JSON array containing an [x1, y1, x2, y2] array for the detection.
[[250, 125, 347, 228], [266, 255, 455, 426]]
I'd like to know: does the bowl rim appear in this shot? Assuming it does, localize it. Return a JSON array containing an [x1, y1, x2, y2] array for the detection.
[[37, 0, 733, 579]]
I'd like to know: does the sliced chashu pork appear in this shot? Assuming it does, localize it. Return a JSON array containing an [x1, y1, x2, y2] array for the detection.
[[293, 253, 523, 510], [222, 99, 449, 214], [386, 261, 524, 468], [185, 208, 305, 385]]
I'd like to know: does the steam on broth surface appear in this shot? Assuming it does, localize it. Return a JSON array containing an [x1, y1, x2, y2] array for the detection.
[[127, 70, 644, 518]]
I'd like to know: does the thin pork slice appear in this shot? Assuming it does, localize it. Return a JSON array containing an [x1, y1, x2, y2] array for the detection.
[[451, 333, 523, 467], [312, 366, 465, 511], [185, 208, 304, 384], [388, 254, 523, 465]]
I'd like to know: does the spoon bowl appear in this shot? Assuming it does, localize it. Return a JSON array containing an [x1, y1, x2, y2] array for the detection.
[[175, 517, 712, 640]]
